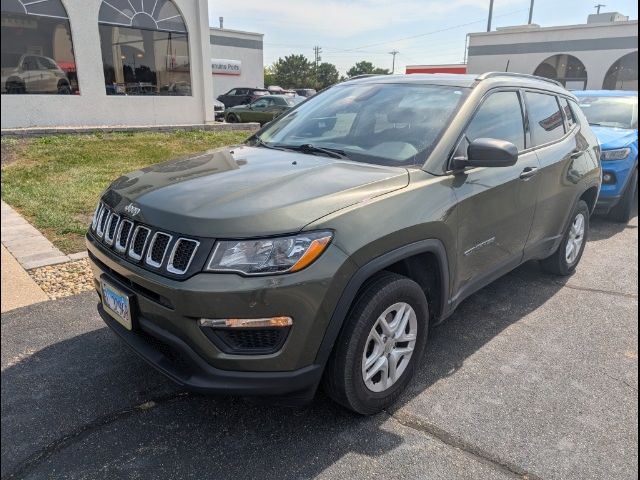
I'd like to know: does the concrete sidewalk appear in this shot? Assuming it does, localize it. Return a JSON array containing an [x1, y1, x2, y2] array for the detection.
[[1, 245, 48, 313]]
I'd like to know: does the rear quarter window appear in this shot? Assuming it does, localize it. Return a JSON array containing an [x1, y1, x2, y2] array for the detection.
[[526, 92, 566, 146]]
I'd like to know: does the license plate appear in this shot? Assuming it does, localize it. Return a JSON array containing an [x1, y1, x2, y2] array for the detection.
[[101, 279, 133, 330]]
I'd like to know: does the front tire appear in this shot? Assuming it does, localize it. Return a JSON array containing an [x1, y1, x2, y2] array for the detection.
[[540, 200, 590, 276], [609, 169, 638, 224], [323, 272, 429, 415], [226, 113, 239, 123]]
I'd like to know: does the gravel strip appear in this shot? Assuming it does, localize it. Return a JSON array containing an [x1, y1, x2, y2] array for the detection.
[[29, 259, 94, 300]]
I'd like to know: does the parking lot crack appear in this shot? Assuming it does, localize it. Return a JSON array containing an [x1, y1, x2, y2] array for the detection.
[[2, 391, 190, 480], [387, 409, 544, 480], [555, 282, 638, 299]]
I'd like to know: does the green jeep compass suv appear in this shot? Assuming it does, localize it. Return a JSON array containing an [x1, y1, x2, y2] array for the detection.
[[87, 73, 601, 414]]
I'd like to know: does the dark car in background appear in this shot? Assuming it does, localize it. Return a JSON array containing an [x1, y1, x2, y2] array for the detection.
[[295, 88, 317, 97], [573, 90, 638, 223], [224, 94, 305, 125], [217, 87, 269, 108]]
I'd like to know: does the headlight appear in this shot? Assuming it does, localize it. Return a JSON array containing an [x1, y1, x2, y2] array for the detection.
[[206, 231, 333, 275], [601, 148, 631, 161]]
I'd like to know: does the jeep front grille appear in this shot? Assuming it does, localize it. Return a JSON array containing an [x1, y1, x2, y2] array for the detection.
[[90, 204, 201, 277], [128, 226, 151, 261], [145, 232, 172, 268], [115, 220, 133, 253], [167, 239, 199, 274], [104, 214, 120, 245]]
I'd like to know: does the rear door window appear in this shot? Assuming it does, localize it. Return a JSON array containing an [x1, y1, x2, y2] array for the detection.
[[465, 91, 526, 151], [526, 92, 566, 146]]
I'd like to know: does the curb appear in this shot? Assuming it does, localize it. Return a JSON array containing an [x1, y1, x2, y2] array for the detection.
[[1, 201, 87, 270], [1, 123, 260, 138]]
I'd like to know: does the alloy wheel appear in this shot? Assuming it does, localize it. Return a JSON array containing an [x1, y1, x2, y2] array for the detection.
[[361, 302, 418, 393], [565, 212, 585, 265]]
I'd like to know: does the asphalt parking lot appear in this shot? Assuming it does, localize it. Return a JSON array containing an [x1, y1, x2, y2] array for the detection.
[[2, 209, 637, 480]]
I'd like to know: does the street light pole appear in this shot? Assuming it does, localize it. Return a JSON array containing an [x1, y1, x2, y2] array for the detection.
[[487, 0, 494, 31], [528, 0, 535, 24], [389, 50, 399, 74]]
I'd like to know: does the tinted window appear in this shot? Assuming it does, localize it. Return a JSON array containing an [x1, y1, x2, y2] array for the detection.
[[559, 97, 576, 128], [465, 91, 525, 151], [526, 92, 565, 146], [99, 0, 190, 96], [1, 0, 79, 94]]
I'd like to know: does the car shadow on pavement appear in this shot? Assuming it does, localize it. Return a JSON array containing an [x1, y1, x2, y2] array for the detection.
[[589, 190, 638, 242], [1, 258, 572, 479]]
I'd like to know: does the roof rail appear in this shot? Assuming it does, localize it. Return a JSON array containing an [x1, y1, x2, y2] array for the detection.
[[476, 72, 563, 87], [346, 74, 387, 80]]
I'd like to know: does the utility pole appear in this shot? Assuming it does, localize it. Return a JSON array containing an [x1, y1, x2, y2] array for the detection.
[[389, 50, 399, 74], [528, 0, 535, 24], [487, 0, 494, 32], [313, 46, 322, 85], [594, 3, 606, 14]]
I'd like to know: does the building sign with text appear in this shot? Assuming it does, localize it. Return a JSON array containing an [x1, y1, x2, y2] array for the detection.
[[211, 59, 241, 75]]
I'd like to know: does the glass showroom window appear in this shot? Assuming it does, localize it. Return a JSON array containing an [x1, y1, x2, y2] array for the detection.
[[98, 0, 191, 96], [534, 54, 588, 90], [603, 52, 638, 91], [1, 0, 79, 94]]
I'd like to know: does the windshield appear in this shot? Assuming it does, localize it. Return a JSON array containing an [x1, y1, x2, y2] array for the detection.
[[253, 83, 470, 166], [576, 96, 638, 129]]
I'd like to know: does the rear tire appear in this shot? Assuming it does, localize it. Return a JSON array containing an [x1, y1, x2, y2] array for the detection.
[[323, 272, 429, 415], [609, 169, 638, 224], [540, 200, 590, 276]]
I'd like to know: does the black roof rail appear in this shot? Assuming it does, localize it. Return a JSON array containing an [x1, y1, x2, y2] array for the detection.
[[476, 72, 563, 87], [345, 74, 387, 81]]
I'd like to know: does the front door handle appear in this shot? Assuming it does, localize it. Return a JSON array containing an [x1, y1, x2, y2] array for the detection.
[[570, 150, 583, 159], [520, 167, 539, 180]]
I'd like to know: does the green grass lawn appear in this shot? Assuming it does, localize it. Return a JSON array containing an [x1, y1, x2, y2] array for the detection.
[[1, 130, 252, 254]]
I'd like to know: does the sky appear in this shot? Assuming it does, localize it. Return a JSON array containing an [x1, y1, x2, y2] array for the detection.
[[207, 0, 638, 75]]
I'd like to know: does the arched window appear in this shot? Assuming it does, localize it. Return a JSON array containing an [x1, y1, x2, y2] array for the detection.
[[98, 0, 191, 96], [534, 54, 587, 90], [1, 0, 79, 94], [603, 52, 638, 91]]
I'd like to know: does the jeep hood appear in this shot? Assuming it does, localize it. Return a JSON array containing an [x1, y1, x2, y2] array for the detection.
[[103, 145, 409, 237], [590, 125, 638, 150]]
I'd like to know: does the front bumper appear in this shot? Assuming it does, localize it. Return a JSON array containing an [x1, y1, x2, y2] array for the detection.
[[596, 156, 637, 213], [87, 233, 354, 397]]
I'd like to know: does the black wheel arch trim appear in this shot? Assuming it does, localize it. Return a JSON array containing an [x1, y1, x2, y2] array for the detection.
[[314, 239, 450, 367]]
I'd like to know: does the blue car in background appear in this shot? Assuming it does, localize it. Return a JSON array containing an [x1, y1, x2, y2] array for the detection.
[[573, 90, 638, 223]]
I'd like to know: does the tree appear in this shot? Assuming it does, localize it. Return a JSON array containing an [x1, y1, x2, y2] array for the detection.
[[314, 62, 340, 90], [271, 54, 313, 89], [346, 61, 389, 78], [264, 66, 276, 87]]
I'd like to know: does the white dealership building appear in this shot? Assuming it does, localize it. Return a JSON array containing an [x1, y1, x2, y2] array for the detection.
[[0, 0, 265, 129], [466, 12, 638, 91]]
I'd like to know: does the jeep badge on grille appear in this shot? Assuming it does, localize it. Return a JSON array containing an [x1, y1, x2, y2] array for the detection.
[[124, 203, 140, 216]]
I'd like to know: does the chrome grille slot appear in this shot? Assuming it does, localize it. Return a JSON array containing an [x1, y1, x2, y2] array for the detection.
[[96, 207, 110, 238], [104, 214, 120, 245], [91, 203, 103, 231], [114, 219, 133, 253], [145, 232, 172, 268], [128, 226, 151, 261], [167, 238, 199, 274]]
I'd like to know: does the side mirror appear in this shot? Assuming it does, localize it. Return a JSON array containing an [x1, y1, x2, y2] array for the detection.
[[454, 138, 518, 169]]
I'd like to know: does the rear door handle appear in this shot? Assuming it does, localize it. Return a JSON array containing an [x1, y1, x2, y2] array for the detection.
[[520, 167, 539, 180]]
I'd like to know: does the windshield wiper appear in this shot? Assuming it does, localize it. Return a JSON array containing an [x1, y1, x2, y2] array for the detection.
[[248, 136, 291, 151], [276, 143, 348, 159]]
